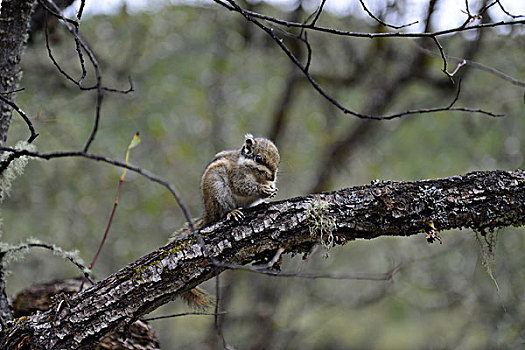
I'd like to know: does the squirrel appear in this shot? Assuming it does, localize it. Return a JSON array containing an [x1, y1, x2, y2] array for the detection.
[[176, 134, 280, 308], [200, 133, 280, 225]]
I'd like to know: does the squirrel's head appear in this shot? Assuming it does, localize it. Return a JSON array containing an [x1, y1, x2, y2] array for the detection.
[[241, 134, 280, 182]]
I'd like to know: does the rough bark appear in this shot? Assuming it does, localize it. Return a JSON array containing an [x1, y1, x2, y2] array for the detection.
[[12, 278, 161, 349], [0, 0, 35, 144], [2, 169, 524, 349], [0, 255, 11, 329], [0, 0, 36, 326]]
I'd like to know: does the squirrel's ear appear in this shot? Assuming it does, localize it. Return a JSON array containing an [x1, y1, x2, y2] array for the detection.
[[243, 134, 255, 155]]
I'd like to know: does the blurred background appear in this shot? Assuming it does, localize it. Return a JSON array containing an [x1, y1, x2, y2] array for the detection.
[[2, 0, 525, 348]]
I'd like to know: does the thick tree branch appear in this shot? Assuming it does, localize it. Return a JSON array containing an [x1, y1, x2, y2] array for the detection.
[[1, 169, 524, 348]]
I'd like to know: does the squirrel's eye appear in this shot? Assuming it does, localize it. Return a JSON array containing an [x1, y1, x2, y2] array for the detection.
[[255, 155, 263, 164]]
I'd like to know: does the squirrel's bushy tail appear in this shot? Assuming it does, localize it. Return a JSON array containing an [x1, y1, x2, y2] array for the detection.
[[181, 287, 214, 309]]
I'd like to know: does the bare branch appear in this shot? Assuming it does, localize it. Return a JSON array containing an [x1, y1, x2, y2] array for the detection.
[[213, 0, 525, 39], [0, 95, 38, 143], [496, 0, 525, 18], [141, 311, 226, 322], [43, 11, 134, 94], [215, 0, 502, 120], [213, 268, 233, 350], [39, 0, 101, 150], [1, 242, 93, 284], [358, 0, 419, 29], [0, 88, 24, 95], [303, 0, 326, 27], [446, 79, 463, 109], [411, 39, 525, 88], [38, 0, 137, 152], [212, 260, 401, 281], [76, 0, 86, 20], [0, 147, 196, 233], [43, 15, 84, 88], [432, 36, 468, 83]]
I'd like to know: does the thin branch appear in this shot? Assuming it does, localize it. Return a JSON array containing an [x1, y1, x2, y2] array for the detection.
[[0, 88, 24, 95], [3, 242, 94, 284], [103, 76, 134, 94], [298, 1, 324, 72], [141, 311, 226, 322], [213, 0, 525, 39], [44, 21, 133, 94], [87, 181, 122, 270], [465, 0, 472, 15], [39, 0, 135, 152], [77, 0, 86, 20], [460, 0, 476, 28], [83, 83, 103, 152], [38, 0, 78, 26], [446, 79, 463, 109], [44, 17, 81, 87], [358, 0, 419, 29], [216, 0, 502, 120], [302, 31, 313, 72], [0, 147, 196, 232], [304, 0, 326, 27], [460, 0, 497, 27], [212, 260, 403, 281], [410, 39, 525, 88], [0, 95, 38, 143], [73, 26, 87, 86], [449, 60, 467, 78], [432, 36, 450, 80], [480, 1, 498, 16], [214, 267, 221, 331], [40, 0, 101, 151], [496, 0, 525, 18], [432, 36, 467, 83], [213, 267, 233, 350]]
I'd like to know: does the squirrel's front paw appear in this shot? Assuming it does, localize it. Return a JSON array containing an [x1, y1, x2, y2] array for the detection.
[[260, 182, 278, 198], [227, 209, 245, 222]]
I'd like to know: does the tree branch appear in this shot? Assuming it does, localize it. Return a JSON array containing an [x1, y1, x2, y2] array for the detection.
[[213, 0, 504, 121], [358, 0, 419, 29], [0, 0, 35, 145], [215, 0, 525, 38], [0, 0, 36, 326], [0, 94, 39, 143], [2, 169, 524, 348]]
